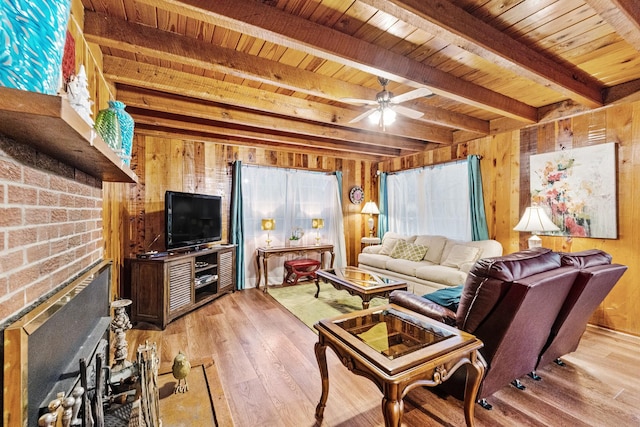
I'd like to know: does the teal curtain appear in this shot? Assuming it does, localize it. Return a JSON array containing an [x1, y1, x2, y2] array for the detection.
[[378, 172, 388, 238], [468, 155, 489, 241], [230, 160, 245, 289], [335, 171, 343, 205]]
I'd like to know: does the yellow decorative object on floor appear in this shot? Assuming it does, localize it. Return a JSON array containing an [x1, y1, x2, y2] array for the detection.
[[158, 358, 233, 426], [172, 351, 191, 394]]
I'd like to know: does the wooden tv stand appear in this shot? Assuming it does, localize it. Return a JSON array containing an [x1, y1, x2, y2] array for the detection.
[[127, 245, 236, 329]]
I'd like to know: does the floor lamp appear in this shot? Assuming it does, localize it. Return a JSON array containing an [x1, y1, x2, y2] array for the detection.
[[361, 201, 380, 238], [514, 206, 559, 248]]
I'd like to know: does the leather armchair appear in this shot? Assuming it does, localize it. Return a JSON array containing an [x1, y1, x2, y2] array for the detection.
[[535, 249, 627, 371], [390, 248, 580, 408]]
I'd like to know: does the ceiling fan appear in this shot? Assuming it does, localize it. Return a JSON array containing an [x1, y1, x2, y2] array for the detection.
[[342, 77, 432, 130]]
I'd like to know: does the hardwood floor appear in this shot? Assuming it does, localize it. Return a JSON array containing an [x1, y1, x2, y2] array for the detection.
[[127, 288, 640, 426]]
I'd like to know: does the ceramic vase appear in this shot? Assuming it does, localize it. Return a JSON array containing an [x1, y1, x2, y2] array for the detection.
[[94, 105, 122, 155], [0, 0, 72, 94], [109, 100, 134, 165]]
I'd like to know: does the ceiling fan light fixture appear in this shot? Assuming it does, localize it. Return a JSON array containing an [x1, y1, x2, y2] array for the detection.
[[368, 107, 396, 126]]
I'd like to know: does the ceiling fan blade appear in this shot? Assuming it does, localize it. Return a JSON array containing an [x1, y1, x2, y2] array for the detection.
[[390, 87, 432, 104], [348, 108, 377, 123], [340, 97, 379, 106], [390, 105, 424, 119]]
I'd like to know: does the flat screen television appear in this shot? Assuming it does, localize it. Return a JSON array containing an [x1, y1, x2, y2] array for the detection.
[[165, 190, 222, 249]]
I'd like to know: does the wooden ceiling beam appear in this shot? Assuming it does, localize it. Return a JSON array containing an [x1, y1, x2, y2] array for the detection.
[[602, 78, 640, 105], [359, 0, 604, 108], [114, 86, 428, 153], [136, 0, 538, 123], [134, 126, 389, 161], [103, 56, 453, 146], [125, 97, 413, 156], [84, 10, 489, 135], [584, 0, 640, 51], [83, 11, 374, 102]]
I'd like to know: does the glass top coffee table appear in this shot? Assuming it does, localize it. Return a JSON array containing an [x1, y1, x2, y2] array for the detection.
[[314, 304, 484, 427], [315, 266, 408, 309]]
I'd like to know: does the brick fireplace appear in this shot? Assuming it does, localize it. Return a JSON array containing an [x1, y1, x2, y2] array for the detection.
[[0, 134, 107, 426]]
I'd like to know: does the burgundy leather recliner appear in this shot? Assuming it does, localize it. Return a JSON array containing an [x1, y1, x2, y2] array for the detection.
[[535, 249, 627, 371], [390, 248, 580, 408]]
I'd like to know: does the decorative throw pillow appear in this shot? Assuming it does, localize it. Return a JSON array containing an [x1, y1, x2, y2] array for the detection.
[[441, 245, 480, 269], [379, 232, 406, 255], [389, 240, 428, 262], [423, 285, 464, 311]]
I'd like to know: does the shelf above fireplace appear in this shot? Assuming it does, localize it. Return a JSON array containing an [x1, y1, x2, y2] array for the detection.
[[0, 87, 138, 183]]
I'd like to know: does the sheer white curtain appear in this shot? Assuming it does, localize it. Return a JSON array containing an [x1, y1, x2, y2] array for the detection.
[[387, 161, 471, 240], [242, 166, 346, 287]]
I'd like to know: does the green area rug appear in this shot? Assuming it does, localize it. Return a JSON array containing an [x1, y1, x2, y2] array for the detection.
[[268, 281, 387, 332]]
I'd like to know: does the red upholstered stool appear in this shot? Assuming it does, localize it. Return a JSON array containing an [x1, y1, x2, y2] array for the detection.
[[283, 258, 321, 285]]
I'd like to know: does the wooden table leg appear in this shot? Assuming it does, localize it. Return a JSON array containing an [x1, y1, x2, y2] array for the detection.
[[314, 340, 329, 422], [463, 354, 485, 427], [255, 252, 262, 289], [262, 256, 269, 293], [314, 276, 321, 298], [382, 383, 403, 427]]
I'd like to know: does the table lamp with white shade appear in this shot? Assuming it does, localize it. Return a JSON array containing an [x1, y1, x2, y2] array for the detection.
[[361, 201, 380, 238], [514, 206, 559, 248]]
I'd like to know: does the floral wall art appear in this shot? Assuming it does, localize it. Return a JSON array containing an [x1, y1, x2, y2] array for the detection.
[[530, 142, 617, 239]]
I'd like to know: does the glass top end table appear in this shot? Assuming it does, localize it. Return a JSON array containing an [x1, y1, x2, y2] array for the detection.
[[334, 307, 455, 360], [314, 304, 484, 427]]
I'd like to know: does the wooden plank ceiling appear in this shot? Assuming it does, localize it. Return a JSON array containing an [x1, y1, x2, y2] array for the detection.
[[80, 0, 640, 160]]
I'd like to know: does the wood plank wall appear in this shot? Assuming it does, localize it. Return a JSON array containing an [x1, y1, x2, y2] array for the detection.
[[377, 102, 640, 337], [69, 0, 125, 295], [108, 136, 375, 298]]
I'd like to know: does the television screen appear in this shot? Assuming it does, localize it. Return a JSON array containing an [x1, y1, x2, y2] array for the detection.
[[165, 191, 222, 249]]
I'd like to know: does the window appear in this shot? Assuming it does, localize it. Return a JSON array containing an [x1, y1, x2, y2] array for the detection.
[[242, 166, 346, 286], [387, 161, 470, 240]]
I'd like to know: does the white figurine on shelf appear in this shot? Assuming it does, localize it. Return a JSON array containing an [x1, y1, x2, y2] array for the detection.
[[66, 65, 94, 127]]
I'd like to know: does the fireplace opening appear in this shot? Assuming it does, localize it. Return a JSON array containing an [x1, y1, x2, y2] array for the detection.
[[2, 260, 112, 426]]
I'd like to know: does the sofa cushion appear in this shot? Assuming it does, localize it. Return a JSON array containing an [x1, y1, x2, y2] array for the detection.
[[415, 265, 467, 286], [389, 240, 429, 261], [379, 232, 414, 255], [414, 235, 447, 263], [385, 258, 424, 277], [357, 253, 390, 269], [423, 285, 464, 311], [441, 244, 481, 268]]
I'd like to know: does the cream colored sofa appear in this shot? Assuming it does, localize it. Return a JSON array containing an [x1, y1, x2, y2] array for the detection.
[[357, 233, 503, 295]]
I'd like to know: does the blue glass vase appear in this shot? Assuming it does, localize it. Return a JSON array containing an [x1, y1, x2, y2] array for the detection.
[[94, 106, 122, 155], [0, 0, 72, 94], [109, 100, 134, 166]]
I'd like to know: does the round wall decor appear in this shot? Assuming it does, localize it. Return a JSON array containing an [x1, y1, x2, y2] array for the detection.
[[349, 186, 364, 204]]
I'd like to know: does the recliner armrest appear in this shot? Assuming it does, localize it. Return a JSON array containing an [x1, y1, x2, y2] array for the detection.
[[389, 290, 457, 326]]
